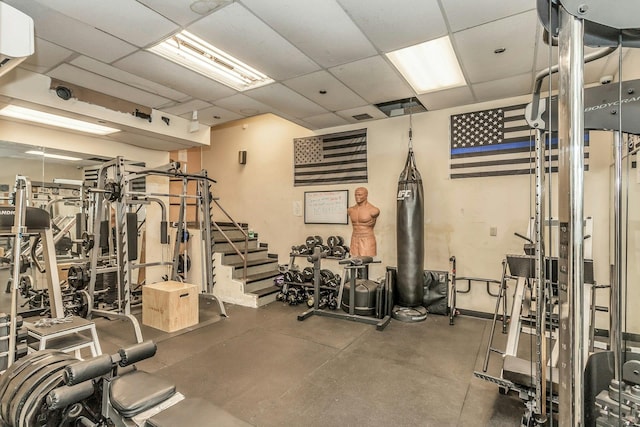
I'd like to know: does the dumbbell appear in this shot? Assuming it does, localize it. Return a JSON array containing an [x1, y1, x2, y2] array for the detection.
[[302, 267, 314, 282], [283, 271, 294, 283], [326, 236, 344, 248], [331, 245, 347, 259], [319, 269, 334, 286], [298, 245, 311, 255], [291, 271, 304, 283]]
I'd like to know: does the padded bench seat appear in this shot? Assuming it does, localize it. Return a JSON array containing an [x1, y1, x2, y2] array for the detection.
[[503, 355, 559, 394], [110, 370, 176, 418], [145, 398, 251, 427]]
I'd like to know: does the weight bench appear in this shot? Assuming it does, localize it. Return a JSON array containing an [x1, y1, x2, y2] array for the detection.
[[57, 341, 250, 427]]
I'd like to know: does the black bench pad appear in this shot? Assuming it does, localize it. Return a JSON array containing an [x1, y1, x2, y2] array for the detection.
[[110, 370, 176, 418]]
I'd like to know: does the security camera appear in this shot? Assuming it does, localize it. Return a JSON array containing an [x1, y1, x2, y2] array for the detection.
[[600, 75, 613, 85], [55, 86, 73, 100]]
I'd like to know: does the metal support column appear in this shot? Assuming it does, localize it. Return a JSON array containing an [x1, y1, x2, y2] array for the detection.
[[557, 5, 585, 425], [612, 125, 623, 382], [8, 176, 27, 367], [534, 128, 547, 420]]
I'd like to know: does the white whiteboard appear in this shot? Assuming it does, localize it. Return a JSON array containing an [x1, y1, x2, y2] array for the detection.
[[304, 190, 349, 224]]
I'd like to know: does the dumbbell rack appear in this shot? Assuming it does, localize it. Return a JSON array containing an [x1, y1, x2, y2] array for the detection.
[[278, 253, 341, 307], [297, 248, 391, 331]]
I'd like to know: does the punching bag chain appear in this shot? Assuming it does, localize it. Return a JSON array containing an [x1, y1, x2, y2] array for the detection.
[[408, 99, 414, 151]]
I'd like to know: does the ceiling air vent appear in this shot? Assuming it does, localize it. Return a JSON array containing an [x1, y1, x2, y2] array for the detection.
[[352, 113, 373, 121], [375, 97, 426, 117]]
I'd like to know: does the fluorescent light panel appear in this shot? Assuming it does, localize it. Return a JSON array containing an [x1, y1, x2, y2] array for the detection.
[[26, 150, 81, 161], [386, 37, 466, 94], [149, 30, 273, 91], [0, 105, 120, 135]]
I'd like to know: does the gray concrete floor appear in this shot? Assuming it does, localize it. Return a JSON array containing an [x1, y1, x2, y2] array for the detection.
[[95, 300, 524, 427], [0, 268, 525, 426]]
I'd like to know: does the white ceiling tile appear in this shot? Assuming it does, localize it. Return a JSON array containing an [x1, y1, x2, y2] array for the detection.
[[472, 73, 533, 103], [186, 3, 319, 81], [6, 0, 137, 63], [441, 0, 535, 32], [70, 56, 189, 102], [417, 86, 475, 111], [182, 105, 243, 126], [114, 51, 237, 101], [47, 63, 172, 108], [283, 71, 367, 112], [244, 84, 327, 118], [303, 113, 350, 129], [337, 0, 446, 52], [213, 94, 275, 117], [335, 105, 387, 123], [20, 38, 74, 74], [33, 0, 179, 47], [241, 0, 377, 67], [329, 56, 414, 104], [137, 0, 231, 26], [161, 100, 213, 116], [454, 11, 538, 84]]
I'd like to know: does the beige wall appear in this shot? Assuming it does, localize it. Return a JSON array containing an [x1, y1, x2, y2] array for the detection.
[[204, 98, 614, 315]]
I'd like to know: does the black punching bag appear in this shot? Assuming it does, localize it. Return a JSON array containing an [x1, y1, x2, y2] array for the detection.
[[396, 148, 424, 307]]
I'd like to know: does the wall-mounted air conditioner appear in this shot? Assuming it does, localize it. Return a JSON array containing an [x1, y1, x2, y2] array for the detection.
[[0, 2, 34, 77]]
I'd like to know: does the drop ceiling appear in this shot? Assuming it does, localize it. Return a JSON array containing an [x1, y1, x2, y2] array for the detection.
[[3, 0, 627, 133]]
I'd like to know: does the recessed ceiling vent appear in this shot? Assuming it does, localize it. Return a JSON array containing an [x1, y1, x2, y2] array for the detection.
[[352, 113, 373, 121], [375, 97, 426, 117]]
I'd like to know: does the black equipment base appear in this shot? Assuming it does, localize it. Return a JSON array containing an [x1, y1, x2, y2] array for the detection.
[[391, 305, 427, 322]]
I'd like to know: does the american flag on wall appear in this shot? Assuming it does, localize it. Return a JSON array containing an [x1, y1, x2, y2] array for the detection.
[[450, 104, 589, 179], [293, 128, 367, 186]]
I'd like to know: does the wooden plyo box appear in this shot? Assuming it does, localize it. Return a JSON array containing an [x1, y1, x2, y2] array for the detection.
[[142, 281, 199, 332]]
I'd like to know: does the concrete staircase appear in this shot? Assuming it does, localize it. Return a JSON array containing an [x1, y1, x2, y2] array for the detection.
[[211, 223, 281, 307]]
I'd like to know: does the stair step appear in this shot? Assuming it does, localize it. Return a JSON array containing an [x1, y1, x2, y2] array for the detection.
[[214, 238, 258, 252], [221, 247, 269, 264], [250, 285, 280, 298], [246, 270, 282, 284], [214, 221, 248, 229], [227, 258, 277, 269], [230, 258, 279, 278], [244, 271, 281, 293], [213, 236, 257, 244]]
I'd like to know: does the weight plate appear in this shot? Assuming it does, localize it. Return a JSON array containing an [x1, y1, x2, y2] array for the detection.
[[0, 350, 62, 407], [20, 368, 70, 427], [327, 236, 338, 248], [314, 236, 323, 246], [1, 353, 75, 422], [10, 359, 75, 427]]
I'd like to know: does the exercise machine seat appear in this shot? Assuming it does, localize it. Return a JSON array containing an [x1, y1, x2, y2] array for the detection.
[[109, 370, 176, 418], [0, 206, 50, 232], [145, 398, 252, 427]]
